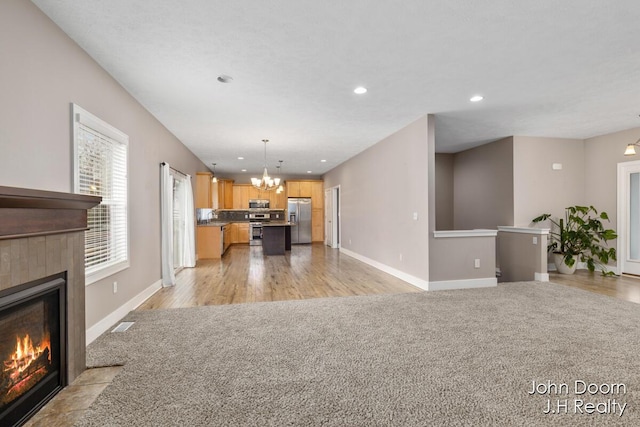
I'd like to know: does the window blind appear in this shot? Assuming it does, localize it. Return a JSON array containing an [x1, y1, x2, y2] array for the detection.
[[74, 108, 128, 278]]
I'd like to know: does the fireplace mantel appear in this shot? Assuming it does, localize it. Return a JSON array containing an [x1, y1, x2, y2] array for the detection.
[[0, 186, 101, 240]]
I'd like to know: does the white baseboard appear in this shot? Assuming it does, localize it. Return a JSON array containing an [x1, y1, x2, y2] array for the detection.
[[86, 279, 162, 345], [535, 272, 550, 282], [339, 248, 429, 291], [428, 277, 497, 291]]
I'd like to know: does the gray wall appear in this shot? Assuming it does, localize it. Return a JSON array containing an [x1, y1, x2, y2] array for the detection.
[[584, 127, 640, 234], [0, 0, 208, 329], [512, 136, 585, 226], [497, 231, 547, 282], [435, 153, 454, 230], [453, 137, 514, 229], [323, 116, 431, 282]]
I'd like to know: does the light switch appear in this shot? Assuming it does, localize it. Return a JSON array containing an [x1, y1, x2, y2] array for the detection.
[[533, 236, 538, 245], [413, 212, 418, 220]]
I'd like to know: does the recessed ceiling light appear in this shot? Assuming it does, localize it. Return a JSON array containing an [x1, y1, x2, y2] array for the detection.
[[241, 169, 247, 172], [354, 86, 367, 95], [470, 95, 484, 102], [307, 171, 312, 174], [217, 75, 233, 83], [320, 159, 327, 163], [237, 156, 244, 160]]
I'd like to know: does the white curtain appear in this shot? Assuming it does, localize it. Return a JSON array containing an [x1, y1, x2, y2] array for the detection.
[[161, 163, 176, 286], [182, 175, 196, 267]]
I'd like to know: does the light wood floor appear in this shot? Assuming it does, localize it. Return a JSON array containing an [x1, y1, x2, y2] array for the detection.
[[139, 243, 640, 310], [549, 270, 640, 304], [138, 243, 421, 310]]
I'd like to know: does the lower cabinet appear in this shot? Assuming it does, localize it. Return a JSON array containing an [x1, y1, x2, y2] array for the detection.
[[236, 223, 250, 243], [197, 226, 224, 259], [196, 222, 257, 259]]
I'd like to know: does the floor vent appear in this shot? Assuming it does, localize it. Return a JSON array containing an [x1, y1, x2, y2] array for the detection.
[[111, 321, 135, 333]]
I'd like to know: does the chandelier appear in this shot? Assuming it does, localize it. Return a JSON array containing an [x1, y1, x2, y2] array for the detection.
[[251, 139, 281, 191]]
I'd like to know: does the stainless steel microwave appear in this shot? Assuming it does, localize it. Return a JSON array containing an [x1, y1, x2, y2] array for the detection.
[[249, 199, 270, 209]]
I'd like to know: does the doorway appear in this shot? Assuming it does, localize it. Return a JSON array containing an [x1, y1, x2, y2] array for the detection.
[[325, 186, 340, 248], [617, 161, 640, 275]]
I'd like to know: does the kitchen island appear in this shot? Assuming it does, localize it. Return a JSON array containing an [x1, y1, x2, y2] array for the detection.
[[262, 222, 292, 255]]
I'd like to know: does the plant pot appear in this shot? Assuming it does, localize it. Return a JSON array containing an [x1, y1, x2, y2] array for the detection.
[[553, 253, 577, 275]]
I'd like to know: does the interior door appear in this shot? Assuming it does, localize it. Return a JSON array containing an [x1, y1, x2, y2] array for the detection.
[[325, 189, 333, 247], [619, 161, 640, 275]]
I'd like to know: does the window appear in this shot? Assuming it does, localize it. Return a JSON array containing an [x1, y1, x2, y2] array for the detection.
[[72, 104, 129, 284]]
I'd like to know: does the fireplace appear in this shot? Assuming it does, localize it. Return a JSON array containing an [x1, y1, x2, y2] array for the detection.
[[0, 273, 67, 426], [0, 186, 100, 426]]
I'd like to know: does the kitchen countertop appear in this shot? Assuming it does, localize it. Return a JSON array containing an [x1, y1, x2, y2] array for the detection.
[[197, 221, 231, 227], [262, 221, 293, 227]]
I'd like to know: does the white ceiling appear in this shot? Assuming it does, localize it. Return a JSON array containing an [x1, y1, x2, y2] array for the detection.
[[33, 0, 640, 176]]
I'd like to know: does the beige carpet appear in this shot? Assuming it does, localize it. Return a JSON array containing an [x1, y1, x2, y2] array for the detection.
[[77, 282, 640, 426]]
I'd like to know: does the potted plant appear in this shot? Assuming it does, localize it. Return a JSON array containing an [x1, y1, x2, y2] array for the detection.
[[532, 205, 617, 275]]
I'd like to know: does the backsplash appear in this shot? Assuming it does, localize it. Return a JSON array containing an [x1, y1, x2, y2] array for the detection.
[[196, 209, 285, 224]]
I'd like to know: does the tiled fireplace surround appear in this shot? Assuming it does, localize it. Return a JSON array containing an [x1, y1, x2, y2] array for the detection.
[[0, 186, 100, 389]]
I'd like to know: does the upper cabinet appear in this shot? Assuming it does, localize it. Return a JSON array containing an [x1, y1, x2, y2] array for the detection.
[[287, 180, 323, 205], [196, 173, 213, 208], [232, 185, 250, 209], [196, 173, 234, 209]]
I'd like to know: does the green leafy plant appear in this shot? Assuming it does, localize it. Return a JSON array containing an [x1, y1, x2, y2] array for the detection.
[[532, 206, 617, 276]]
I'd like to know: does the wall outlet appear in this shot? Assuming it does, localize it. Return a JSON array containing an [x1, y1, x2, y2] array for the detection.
[[533, 236, 538, 245], [113, 281, 118, 293], [474, 259, 480, 269]]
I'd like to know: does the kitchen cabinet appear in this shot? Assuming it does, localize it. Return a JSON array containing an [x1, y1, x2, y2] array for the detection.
[[286, 180, 314, 198], [312, 208, 324, 242], [197, 225, 223, 258], [196, 173, 213, 208], [311, 181, 324, 209], [270, 187, 287, 209], [212, 179, 235, 209], [236, 223, 250, 243], [223, 180, 234, 209], [232, 185, 250, 209], [286, 181, 299, 197]]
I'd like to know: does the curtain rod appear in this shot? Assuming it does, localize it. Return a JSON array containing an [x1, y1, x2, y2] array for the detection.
[[160, 162, 190, 179]]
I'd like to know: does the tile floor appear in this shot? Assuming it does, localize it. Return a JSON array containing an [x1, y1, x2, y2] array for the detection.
[[23, 366, 122, 427]]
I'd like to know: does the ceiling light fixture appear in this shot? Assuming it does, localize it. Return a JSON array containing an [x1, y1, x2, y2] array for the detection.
[[307, 171, 312, 174], [211, 163, 218, 183], [624, 137, 640, 156], [470, 95, 484, 102], [320, 159, 327, 163], [238, 156, 244, 160], [217, 75, 233, 83], [241, 169, 247, 172], [354, 86, 367, 94], [251, 139, 280, 191]]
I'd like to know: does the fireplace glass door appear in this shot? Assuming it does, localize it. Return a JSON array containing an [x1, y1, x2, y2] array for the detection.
[[0, 275, 66, 426]]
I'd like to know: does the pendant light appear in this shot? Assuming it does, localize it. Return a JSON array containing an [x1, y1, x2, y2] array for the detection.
[[276, 160, 284, 194], [211, 163, 218, 183], [251, 139, 280, 191]]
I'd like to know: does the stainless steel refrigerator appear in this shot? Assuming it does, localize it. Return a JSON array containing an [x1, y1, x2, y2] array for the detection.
[[288, 198, 312, 244]]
